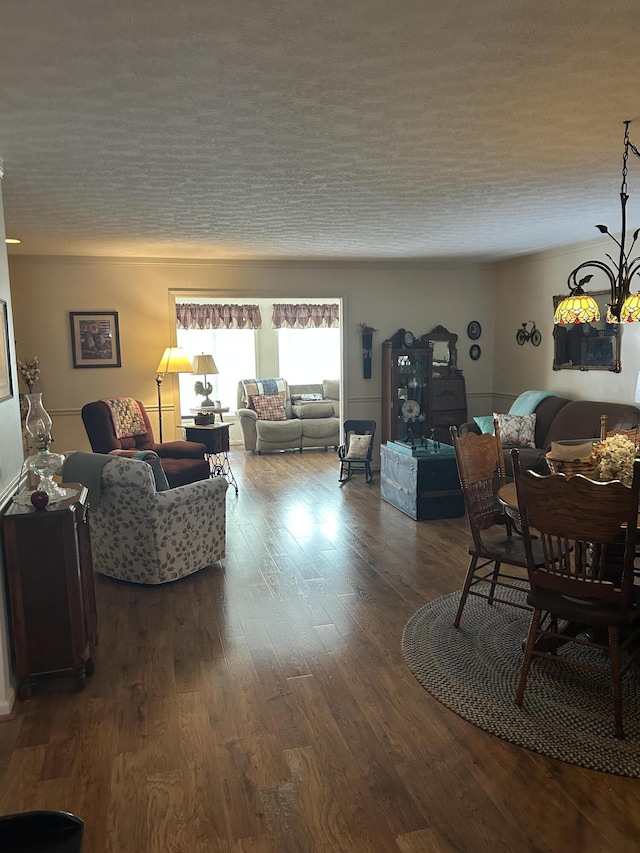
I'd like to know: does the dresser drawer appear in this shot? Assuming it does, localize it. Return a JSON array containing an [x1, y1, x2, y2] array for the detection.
[[432, 409, 468, 428], [431, 379, 466, 411]]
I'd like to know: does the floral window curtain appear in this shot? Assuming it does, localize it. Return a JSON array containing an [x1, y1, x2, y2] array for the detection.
[[176, 303, 262, 329], [271, 303, 340, 329]]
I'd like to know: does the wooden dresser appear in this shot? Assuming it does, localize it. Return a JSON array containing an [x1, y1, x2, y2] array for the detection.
[[430, 375, 468, 444]]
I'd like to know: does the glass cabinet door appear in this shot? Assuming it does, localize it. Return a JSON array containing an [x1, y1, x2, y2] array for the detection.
[[385, 346, 432, 443]]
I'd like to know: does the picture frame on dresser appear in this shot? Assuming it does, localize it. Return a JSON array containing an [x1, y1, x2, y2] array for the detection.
[[0, 299, 13, 402], [70, 310, 122, 368]]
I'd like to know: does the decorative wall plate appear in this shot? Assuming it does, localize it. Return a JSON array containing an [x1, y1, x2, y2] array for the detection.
[[467, 321, 482, 340], [401, 400, 420, 419], [469, 344, 481, 361]]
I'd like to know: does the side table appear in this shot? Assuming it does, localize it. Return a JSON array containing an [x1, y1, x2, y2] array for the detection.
[[182, 422, 238, 494]]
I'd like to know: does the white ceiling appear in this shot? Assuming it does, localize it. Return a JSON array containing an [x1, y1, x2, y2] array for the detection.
[[2, 0, 640, 261]]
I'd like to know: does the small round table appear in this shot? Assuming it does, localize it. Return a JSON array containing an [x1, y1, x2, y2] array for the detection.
[[190, 406, 230, 423]]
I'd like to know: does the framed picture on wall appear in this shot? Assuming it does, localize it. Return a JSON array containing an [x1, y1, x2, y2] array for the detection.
[[0, 300, 13, 401], [70, 310, 122, 368]]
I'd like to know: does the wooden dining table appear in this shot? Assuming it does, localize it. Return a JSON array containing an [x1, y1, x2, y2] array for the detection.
[[497, 482, 519, 521]]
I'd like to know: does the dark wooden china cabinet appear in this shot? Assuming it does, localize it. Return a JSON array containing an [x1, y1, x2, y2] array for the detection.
[[382, 326, 467, 445]]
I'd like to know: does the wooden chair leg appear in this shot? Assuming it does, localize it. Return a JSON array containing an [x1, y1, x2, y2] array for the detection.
[[454, 555, 480, 629], [516, 608, 542, 706], [608, 625, 624, 738], [487, 560, 501, 606]]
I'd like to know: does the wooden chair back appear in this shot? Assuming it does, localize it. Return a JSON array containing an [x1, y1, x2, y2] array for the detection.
[[600, 414, 640, 445], [451, 422, 508, 547], [513, 456, 640, 608]]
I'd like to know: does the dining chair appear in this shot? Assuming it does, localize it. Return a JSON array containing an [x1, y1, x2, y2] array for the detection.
[[450, 423, 544, 628], [600, 413, 640, 445], [512, 450, 640, 738]]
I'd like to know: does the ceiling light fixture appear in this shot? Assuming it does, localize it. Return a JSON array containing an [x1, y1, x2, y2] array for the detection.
[[554, 120, 640, 325], [5, 238, 21, 244]]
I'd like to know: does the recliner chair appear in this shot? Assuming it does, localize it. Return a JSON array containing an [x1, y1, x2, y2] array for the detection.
[[63, 452, 228, 585], [82, 398, 209, 488]]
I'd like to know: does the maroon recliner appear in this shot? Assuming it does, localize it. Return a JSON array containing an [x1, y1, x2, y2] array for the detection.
[[81, 399, 210, 488]]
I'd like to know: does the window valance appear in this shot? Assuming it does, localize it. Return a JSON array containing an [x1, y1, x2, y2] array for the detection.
[[271, 303, 340, 329], [176, 303, 262, 330]]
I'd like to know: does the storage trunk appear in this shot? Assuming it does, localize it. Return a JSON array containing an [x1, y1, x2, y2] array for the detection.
[[380, 441, 464, 520]]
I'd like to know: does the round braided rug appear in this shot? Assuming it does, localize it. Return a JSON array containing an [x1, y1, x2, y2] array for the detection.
[[402, 588, 640, 777]]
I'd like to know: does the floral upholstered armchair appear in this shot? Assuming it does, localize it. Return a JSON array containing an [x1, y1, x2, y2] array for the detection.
[[75, 454, 228, 584]]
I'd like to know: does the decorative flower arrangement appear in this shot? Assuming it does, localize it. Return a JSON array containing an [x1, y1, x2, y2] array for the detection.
[[16, 356, 41, 393], [591, 434, 636, 486], [356, 322, 378, 335]]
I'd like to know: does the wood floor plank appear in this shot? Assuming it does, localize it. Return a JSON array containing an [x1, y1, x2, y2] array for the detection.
[[105, 749, 149, 853], [0, 451, 639, 851]]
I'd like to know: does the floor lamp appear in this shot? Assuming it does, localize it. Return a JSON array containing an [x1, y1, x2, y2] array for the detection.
[[155, 346, 193, 442]]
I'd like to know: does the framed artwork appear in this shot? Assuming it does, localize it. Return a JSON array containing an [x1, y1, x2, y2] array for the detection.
[[70, 311, 121, 368], [0, 300, 13, 402], [469, 344, 481, 361]]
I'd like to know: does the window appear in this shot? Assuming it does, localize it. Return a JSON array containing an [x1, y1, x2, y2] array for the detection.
[[277, 328, 340, 385], [176, 328, 256, 416]]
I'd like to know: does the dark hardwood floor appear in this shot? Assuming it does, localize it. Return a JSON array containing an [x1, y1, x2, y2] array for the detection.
[[0, 449, 639, 852]]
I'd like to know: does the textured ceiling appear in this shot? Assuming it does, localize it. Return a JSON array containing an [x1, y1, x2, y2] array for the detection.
[[2, 0, 640, 261]]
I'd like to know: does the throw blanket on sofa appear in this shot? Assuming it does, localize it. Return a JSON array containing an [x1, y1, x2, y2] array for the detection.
[[240, 378, 287, 407], [62, 451, 112, 507], [509, 390, 558, 416], [101, 396, 147, 439]]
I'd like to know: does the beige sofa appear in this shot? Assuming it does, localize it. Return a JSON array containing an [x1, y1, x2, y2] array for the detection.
[[237, 379, 340, 453]]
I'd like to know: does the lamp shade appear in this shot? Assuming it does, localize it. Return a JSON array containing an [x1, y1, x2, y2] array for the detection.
[[553, 294, 600, 325], [619, 293, 640, 323], [192, 354, 218, 375], [156, 347, 193, 374]]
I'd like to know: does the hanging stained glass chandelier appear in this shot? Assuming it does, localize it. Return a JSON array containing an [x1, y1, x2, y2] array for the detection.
[[554, 121, 640, 325]]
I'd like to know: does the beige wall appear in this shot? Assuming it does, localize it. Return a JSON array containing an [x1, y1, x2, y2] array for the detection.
[[0, 172, 23, 715], [8, 257, 497, 452], [494, 240, 640, 410]]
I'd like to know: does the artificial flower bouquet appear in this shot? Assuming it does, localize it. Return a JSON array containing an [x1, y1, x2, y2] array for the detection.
[[591, 434, 637, 486]]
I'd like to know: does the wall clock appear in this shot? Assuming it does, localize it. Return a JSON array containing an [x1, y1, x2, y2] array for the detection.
[[469, 344, 481, 361], [467, 321, 482, 340]]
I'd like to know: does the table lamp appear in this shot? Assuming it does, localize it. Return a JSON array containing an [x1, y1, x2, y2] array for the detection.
[[156, 346, 193, 441], [192, 353, 218, 408]]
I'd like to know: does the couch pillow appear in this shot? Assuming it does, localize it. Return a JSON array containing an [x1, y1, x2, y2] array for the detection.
[[292, 401, 335, 419], [473, 415, 495, 435], [251, 394, 288, 421], [494, 413, 537, 448], [346, 434, 372, 460]]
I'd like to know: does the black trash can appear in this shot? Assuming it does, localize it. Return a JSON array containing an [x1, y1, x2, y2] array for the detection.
[[0, 811, 83, 852]]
